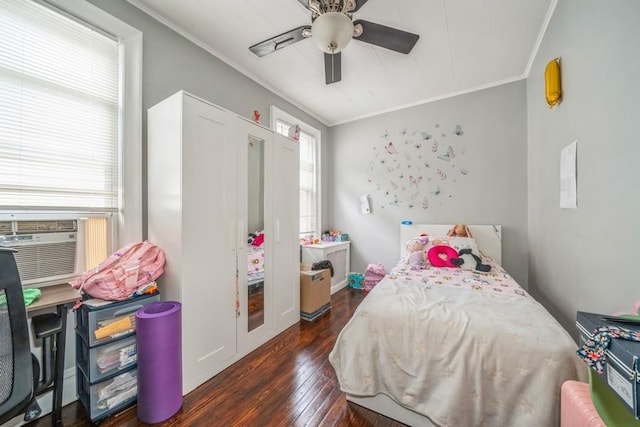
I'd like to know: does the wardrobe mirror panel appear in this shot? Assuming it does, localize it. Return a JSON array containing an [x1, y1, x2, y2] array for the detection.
[[247, 135, 265, 332]]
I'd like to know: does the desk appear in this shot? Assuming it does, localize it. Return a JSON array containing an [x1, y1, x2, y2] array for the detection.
[[27, 284, 81, 427]]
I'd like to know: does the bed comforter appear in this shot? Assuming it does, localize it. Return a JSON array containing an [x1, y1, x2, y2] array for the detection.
[[329, 260, 587, 427]]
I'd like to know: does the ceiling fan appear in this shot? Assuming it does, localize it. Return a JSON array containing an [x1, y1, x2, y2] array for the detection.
[[249, 0, 420, 85]]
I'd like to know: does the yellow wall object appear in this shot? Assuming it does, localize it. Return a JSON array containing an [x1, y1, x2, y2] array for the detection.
[[545, 58, 562, 108]]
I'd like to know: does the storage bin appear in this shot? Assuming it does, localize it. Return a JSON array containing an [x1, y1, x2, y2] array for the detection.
[[348, 273, 364, 289], [77, 367, 137, 422], [76, 333, 137, 383], [576, 311, 640, 421], [300, 268, 330, 320], [76, 293, 159, 346]]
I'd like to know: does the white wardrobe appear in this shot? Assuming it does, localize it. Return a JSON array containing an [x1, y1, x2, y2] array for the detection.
[[147, 91, 300, 395]]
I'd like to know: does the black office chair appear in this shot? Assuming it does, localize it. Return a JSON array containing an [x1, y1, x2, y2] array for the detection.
[[0, 247, 41, 424]]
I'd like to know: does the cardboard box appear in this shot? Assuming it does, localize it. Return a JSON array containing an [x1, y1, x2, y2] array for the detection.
[[300, 268, 330, 319], [576, 311, 640, 420]]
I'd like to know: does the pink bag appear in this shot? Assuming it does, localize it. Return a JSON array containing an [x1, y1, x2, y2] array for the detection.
[[71, 241, 165, 301], [363, 262, 386, 292]]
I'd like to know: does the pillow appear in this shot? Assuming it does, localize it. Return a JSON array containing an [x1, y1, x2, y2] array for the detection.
[[423, 236, 481, 265]]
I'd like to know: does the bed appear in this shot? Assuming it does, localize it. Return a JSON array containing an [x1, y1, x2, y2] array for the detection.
[[329, 224, 587, 426]]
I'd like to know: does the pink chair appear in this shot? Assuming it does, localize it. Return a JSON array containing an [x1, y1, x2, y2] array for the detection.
[[561, 381, 605, 427]]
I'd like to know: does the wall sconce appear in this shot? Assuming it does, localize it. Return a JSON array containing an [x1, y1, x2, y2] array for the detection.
[[545, 57, 562, 108]]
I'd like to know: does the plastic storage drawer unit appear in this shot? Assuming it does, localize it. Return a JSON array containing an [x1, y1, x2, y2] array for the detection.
[[76, 333, 137, 383], [77, 367, 138, 422], [76, 293, 159, 346]]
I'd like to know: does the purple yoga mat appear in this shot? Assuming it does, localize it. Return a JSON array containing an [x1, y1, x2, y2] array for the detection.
[[136, 301, 182, 423]]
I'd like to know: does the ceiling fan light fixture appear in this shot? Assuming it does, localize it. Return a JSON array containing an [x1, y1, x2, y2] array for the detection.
[[311, 12, 354, 54]]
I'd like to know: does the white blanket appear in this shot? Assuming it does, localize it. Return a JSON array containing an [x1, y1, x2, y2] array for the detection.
[[329, 261, 587, 426]]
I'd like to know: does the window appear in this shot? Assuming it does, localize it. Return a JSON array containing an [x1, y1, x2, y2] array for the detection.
[[0, 0, 142, 283], [271, 106, 321, 238], [0, 0, 119, 210]]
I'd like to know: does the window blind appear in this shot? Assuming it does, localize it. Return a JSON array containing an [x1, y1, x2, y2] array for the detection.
[[0, 0, 119, 210], [275, 119, 317, 235]]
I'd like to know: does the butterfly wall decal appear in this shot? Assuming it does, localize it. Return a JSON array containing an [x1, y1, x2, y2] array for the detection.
[[385, 142, 398, 155], [409, 175, 422, 187], [438, 145, 455, 162]]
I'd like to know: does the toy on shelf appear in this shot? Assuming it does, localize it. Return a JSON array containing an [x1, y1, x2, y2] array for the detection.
[[321, 230, 349, 242]]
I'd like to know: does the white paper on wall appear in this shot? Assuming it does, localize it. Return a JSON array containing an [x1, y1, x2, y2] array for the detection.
[[560, 141, 577, 209], [360, 195, 371, 214]]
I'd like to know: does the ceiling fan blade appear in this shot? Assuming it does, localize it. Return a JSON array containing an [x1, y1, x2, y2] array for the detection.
[[249, 25, 311, 57], [352, 0, 369, 12], [353, 20, 419, 54], [324, 52, 342, 84], [296, 0, 310, 10]]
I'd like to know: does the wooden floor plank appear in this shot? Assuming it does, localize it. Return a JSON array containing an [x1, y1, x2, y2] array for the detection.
[[28, 287, 406, 427]]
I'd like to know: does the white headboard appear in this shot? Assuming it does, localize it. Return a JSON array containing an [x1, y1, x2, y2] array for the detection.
[[400, 224, 502, 264]]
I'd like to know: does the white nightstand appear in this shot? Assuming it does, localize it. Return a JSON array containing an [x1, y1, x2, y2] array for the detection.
[[301, 241, 350, 294]]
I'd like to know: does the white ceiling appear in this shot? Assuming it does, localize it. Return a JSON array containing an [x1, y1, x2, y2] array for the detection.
[[127, 0, 555, 126]]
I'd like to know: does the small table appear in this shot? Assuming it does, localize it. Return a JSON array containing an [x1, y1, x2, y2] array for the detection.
[[27, 284, 81, 426]]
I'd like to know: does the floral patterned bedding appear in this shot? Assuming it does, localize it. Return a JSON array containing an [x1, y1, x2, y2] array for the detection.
[[329, 259, 587, 426], [247, 246, 264, 283], [389, 258, 527, 297]]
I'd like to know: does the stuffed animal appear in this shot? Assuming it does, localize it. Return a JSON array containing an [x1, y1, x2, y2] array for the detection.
[[252, 231, 264, 247], [427, 245, 459, 267], [450, 248, 491, 272], [248, 231, 265, 246], [447, 224, 472, 237], [406, 235, 429, 270]]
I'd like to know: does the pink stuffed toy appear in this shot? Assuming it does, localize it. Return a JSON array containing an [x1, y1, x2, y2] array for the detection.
[[252, 231, 264, 247], [427, 245, 459, 268], [406, 235, 429, 270]]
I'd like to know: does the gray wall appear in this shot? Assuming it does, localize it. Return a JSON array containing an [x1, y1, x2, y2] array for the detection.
[[527, 0, 640, 332], [88, 0, 331, 235], [329, 81, 529, 285]]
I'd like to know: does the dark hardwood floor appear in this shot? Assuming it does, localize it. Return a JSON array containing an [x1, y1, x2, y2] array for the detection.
[[29, 287, 407, 427]]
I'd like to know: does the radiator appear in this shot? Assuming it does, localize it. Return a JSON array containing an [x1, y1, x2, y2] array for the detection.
[[561, 381, 606, 427]]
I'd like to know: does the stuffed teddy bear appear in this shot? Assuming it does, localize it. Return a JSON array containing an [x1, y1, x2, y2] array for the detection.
[[447, 224, 472, 237], [450, 248, 491, 272], [406, 235, 429, 270]]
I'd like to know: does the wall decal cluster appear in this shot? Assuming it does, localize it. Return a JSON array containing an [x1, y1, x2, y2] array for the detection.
[[368, 124, 469, 209]]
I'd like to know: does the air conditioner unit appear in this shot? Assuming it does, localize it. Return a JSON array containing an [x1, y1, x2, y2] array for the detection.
[[0, 220, 82, 286]]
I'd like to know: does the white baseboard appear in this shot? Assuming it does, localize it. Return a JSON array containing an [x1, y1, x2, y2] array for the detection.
[[331, 279, 348, 295]]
